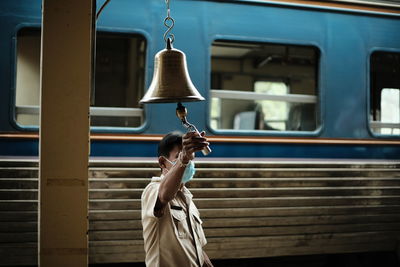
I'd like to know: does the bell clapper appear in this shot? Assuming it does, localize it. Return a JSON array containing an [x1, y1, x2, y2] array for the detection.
[[176, 102, 212, 156]]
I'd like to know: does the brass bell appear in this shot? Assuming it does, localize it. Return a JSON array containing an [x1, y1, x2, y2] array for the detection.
[[140, 39, 205, 103]]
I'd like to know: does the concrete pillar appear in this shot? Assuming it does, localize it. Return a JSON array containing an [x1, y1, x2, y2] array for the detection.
[[39, 1, 94, 266]]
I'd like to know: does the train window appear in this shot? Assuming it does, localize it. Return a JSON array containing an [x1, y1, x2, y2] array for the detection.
[[210, 40, 319, 132], [15, 28, 146, 128], [370, 52, 400, 135]]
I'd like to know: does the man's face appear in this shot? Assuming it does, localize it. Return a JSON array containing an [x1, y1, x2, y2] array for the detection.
[[163, 144, 182, 171]]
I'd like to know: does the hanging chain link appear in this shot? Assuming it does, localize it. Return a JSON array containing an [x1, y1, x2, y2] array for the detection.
[[163, 0, 175, 43]]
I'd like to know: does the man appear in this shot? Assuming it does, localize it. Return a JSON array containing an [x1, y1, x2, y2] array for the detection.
[[141, 131, 213, 267]]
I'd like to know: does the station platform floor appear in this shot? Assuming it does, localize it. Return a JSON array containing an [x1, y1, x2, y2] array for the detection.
[[88, 252, 400, 267]]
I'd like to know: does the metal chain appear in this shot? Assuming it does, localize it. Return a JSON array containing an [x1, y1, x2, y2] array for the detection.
[[163, 0, 175, 43]]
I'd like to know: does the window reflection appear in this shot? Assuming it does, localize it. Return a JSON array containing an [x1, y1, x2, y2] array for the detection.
[[210, 40, 319, 132], [15, 28, 146, 128]]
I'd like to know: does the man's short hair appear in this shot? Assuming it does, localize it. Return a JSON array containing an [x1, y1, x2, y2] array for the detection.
[[158, 131, 183, 158]]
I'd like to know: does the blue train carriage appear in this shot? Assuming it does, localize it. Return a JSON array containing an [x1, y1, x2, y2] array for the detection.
[[0, 0, 399, 159], [0, 0, 400, 266], [0, 0, 400, 159]]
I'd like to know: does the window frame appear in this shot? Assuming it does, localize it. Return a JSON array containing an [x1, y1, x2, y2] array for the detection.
[[367, 48, 400, 138], [10, 24, 151, 133], [206, 36, 324, 137]]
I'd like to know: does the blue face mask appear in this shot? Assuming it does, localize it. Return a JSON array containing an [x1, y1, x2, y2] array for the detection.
[[181, 161, 196, 183], [164, 157, 196, 184]]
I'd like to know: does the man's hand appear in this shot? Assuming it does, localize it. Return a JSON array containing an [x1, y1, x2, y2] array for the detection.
[[180, 131, 209, 163]]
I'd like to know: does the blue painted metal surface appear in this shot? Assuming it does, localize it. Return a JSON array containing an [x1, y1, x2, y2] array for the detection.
[[1, 138, 399, 159], [90, 141, 400, 159], [0, 0, 399, 158]]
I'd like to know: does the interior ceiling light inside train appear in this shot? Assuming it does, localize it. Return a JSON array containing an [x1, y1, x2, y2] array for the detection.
[[212, 41, 316, 67]]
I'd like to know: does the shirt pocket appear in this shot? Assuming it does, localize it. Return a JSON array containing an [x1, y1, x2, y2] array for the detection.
[[170, 208, 187, 239], [192, 212, 207, 247]]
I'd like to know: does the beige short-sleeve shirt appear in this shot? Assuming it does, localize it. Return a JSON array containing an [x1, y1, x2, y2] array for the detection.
[[141, 176, 207, 267]]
